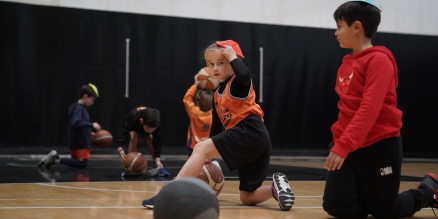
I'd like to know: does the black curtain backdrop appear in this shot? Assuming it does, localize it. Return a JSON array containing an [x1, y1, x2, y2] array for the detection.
[[1, 2, 438, 157]]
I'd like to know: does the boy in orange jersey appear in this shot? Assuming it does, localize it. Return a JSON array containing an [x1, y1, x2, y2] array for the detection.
[[183, 72, 214, 157], [323, 1, 438, 218], [142, 40, 295, 211]]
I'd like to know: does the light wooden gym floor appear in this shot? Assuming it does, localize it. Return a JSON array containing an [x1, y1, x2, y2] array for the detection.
[[0, 154, 437, 218]]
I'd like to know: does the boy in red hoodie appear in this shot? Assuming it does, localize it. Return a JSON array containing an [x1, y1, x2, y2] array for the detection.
[[323, 1, 438, 218]]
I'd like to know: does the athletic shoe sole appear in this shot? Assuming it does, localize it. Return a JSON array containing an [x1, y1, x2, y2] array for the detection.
[[272, 172, 295, 211], [144, 205, 153, 209]]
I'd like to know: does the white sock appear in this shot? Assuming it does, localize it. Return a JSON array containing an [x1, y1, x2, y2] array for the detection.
[[211, 160, 221, 170]]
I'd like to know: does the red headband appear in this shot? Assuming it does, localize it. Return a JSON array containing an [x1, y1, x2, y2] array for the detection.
[[216, 40, 245, 58]]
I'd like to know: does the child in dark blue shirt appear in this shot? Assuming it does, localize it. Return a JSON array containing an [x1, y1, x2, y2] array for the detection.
[[38, 83, 101, 168]]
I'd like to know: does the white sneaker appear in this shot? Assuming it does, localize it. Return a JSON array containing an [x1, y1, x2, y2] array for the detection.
[[272, 172, 295, 211], [38, 150, 59, 168], [211, 160, 221, 170]]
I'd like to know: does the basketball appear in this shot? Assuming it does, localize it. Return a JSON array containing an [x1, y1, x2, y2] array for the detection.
[[122, 152, 147, 176], [197, 67, 219, 90], [196, 162, 225, 196], [154, 177, 219, 219], [92, 130, 113, 148]]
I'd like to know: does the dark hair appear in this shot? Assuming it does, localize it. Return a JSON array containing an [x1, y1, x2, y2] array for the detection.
[[78, 84, 98, 99], [195, 89, 214, 112], [333, 1, 381, 39], [142, 108, 160, 128]]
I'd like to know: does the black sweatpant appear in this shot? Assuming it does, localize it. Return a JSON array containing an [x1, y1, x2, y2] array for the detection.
[[323, 137, 429, 218]]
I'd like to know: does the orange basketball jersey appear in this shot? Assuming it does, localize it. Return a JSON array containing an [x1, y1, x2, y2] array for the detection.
[[183, 86, 213, 149], [214, 75, 263, 130]]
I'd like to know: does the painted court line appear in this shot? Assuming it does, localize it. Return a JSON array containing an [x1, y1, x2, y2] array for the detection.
[[36, 182, 323, 198], [0, 206, 323, 209], [36, 183, 155, 193]]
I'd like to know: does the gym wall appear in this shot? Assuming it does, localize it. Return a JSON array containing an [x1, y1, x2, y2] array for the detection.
[[1, 1, 437, 157]]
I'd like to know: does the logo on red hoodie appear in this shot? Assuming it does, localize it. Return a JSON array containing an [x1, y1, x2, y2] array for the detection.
[[339, 72, 354, 93]]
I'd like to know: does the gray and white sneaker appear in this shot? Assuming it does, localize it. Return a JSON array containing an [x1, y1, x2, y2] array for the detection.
[[38, 150, 59, 168], [272, 172, 295, 211]]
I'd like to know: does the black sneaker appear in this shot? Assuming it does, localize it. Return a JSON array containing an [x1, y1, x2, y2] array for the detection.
[[419, 173, 438, 209], [38, 150, 59, 167], [272, 172, 295, 211], [142, 196, 156, 209]]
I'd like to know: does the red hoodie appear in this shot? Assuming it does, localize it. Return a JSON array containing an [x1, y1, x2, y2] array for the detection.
[[331, 46, 403, 158]]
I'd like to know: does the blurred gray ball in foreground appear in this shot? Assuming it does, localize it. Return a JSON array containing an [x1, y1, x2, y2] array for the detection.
[[153, 177, 220, 219]]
